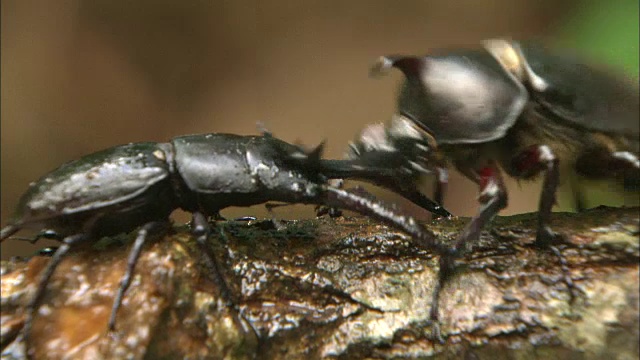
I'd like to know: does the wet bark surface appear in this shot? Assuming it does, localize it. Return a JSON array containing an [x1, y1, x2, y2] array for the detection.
[[1, 206, 638, 359]]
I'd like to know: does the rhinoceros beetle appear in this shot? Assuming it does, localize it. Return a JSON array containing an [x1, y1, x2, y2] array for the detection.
[[363, 38, 639, 320], [0, 130, 450, 356]]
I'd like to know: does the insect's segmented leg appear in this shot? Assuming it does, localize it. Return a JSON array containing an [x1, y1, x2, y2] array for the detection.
[[511, 145, 585, 303], [453, 164, 508, 252], [324, 186, 446, 252], [427, 163, 508, 335], [191, 212, 259, 338], [24, 233, 88, 359], [433, 167, 449, 219], [191, 212, 235, 306], [323, 186, 454, 341], [510, 144, 560, 245], [109, 221, 167, 331], [0, 225, 20, 242]]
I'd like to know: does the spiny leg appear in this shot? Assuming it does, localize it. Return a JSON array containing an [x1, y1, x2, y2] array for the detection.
[[23, 233, 88, 359], [191, 212, 236, 307], [191, 212, 258, 337], [511, 145, 579, 301], [0, 225, 20, 242], [432, 167, 449, 219], [323, 186, 452, 341], [108, 221, 167, 331], [324, 186, 446, 252], [452, 164, 508, 252]]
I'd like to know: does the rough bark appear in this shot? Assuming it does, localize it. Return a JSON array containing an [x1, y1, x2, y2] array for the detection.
[[1, 206, 638, 360]]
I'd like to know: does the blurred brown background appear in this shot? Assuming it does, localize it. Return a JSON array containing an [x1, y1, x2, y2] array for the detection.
[[2, 0, 637, 258]]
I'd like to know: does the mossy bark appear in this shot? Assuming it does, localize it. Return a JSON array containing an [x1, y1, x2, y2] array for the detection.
[[1, 206, 638, 359]]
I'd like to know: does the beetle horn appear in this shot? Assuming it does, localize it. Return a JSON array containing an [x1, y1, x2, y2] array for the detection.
[[370, 56, 425, 79]]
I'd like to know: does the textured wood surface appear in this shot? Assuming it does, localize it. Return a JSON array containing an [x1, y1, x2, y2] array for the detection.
[[1, 206, 638, 359]]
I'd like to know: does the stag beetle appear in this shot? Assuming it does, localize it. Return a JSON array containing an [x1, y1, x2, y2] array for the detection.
[[0, 131, 450, 357], [354, 38, 639, 324]]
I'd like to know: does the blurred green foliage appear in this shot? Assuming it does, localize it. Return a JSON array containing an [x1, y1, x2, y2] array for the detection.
[[554, 0, 639, 210], [558, 0, 639, 77]]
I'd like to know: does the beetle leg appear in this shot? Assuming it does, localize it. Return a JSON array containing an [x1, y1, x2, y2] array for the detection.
[[426, 163, 508, 337], [7, 230, 62, 244], [575, 149, 640, 192], [191, 212, 235, 306], [511, 145, 584, 303], [569, 176, 587, 212], [452, 164, 508, 252], [108, 221, 167, 331], [432, 167, 449, 219], [191, 212, 259, 338], [324, 186, 446, 251], [323, 186, 453, 342], [24, 233, 88, 359], [510, 144, 560, 246], [0, 225, 21, 242], [315, 179, 345, 218]]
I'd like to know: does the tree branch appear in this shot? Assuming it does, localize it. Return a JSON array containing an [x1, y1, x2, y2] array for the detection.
[[1, 206, 638, 359]]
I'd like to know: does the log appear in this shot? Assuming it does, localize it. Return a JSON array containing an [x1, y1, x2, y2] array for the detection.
[[1, 206, 638, 359]]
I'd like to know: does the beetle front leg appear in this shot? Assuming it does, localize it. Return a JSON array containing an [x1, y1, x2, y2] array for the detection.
[[191, 212, 236, 306], [431, 164, 508, 333], [452, 164, 508, 253], [324, 186, 446, 252], [323, 186, 452, 341]]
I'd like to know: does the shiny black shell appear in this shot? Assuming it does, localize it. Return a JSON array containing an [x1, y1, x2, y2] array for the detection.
[[397, 49, 528, 144], [517, 42, 639, 138], [10, 142, 176, 236], [171, 133, 323, 212], [393, 40, 639, 145]]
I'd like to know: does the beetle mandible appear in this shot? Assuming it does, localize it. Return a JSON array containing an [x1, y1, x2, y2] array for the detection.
[[0, 131, 450, 357]]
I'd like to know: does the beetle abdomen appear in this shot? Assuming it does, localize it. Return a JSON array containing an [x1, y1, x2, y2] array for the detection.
[[12, 143, 173, 228], [516, 42, 639, 139]]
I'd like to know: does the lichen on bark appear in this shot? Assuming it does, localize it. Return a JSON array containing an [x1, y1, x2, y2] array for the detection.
[[1, 206, 638, 359]]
